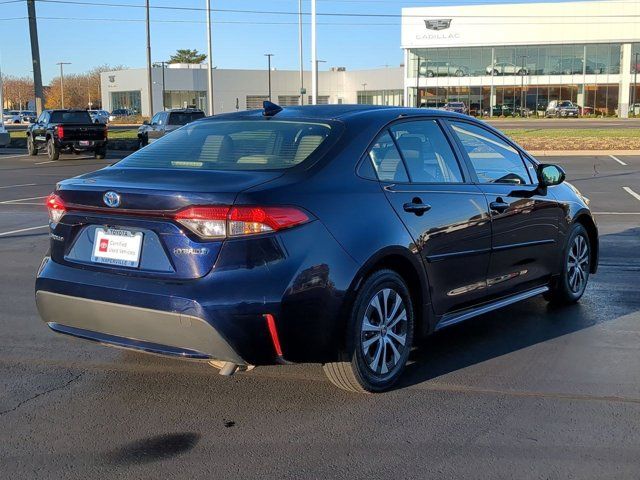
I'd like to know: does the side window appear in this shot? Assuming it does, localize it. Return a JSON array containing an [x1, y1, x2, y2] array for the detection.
[[150, 113, 161, 125], [367, 131, 409, 182], [36, 112, 46, 124], [449, 121, 531, 185], [389, 120, 464, 183]]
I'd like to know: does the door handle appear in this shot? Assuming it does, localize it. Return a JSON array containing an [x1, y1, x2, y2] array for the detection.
[[403, 201, 432, 215], [489, 200, 510, 213]]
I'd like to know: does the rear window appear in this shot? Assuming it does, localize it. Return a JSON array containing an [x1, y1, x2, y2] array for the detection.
[[118, 120, 333, 171], [168, 111, 205, 126], [50, 111, 92, 124]]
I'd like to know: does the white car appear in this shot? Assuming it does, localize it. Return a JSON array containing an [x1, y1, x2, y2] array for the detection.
[[486, 62, 528, 76], [89, 110, 110, 124], [2, 110, 21, 124]]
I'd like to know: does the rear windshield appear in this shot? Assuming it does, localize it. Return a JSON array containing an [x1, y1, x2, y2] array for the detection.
[[118, 120, 333, 171], [168, 111, 205, 126], [50, 111, 92, 124]]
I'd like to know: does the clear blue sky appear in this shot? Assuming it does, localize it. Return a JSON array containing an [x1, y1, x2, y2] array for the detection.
[[2, 0, 579, 83]]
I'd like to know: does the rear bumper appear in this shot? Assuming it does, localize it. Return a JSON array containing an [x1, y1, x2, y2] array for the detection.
[[36, 290, 246, 364], [57, 140, 107, 150]]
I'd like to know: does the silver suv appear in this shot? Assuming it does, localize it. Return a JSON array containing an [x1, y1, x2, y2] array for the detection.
[[487, 62, 528, 76], [546, 100, 580, 117]]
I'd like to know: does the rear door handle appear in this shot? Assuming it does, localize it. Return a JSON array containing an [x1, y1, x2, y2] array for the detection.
[[403, 202, 432, 215], [489, 200, 510, 213]]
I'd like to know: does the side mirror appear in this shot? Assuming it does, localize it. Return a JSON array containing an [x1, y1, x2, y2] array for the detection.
[[142, 120, 149, 125], [538, 164, 565, 187]]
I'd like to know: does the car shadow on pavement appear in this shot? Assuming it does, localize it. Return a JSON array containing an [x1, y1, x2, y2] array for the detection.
[[104, 432, 201, 465]]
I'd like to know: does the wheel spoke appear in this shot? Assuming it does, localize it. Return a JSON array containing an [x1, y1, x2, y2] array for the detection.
[[380, 340, 389, 374], [386, 293, 402, 325], [386, 309, 407, 330], [382, 288, 390, 322], [362, 316, 378, 332], [387, 330, 406, 347], [369, 340, 383, 373], [386, 337, 401, 365], [371, 295, 384, 324], [362, 334, 380, 350]]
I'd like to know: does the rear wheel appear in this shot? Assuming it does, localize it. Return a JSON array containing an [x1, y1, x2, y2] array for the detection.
[[323, 270, 414, 393], [94, 145, 107, 160], [46, 138, 60, 161], [27, 136, 38, 156], [546, 223, 591, 304]]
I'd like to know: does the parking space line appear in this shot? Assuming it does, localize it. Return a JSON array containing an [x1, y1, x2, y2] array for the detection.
[[34, 161, 55, 165], [0, 225, 48, 237], [0, 183, 36, 189], [0, 154, 29, 160], [593, 211, 640, 215], [609, 155, 628, 166], [622, 187, 640, 202], [0, 196, 47, 205]]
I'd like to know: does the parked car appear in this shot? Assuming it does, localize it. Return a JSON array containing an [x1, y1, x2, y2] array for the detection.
[[2, 110, 21, 124], [482, 104, 515, 117], [108, 108, 135, 122], [89, 110, 110, 124], [487, 62, 528, 75], [137, 108, 205, 148], [26, 109, 108, 160], [546, 100, 580, 117], [20, 111, 37, 124], [36, 104, 598, 393], [443, 102, 468, 115], [420, 61, 468, 77], [552, 58, 607, 75]]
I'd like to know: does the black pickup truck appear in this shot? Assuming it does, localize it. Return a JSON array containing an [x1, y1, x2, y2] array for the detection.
[[27, 109, 108, 160]]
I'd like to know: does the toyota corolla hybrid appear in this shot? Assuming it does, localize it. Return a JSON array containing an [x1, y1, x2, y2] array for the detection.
[[36, 103, 598, 393]]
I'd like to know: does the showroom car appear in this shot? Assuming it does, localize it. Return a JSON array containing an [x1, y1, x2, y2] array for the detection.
[[35, 103, 598, 393], [486, 62, 528, 75]]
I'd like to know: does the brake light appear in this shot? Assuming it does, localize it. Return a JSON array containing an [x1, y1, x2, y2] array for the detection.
[[173, 205, 309, 240], [56, 125, 64, 139], [46, 193, 66, 223]]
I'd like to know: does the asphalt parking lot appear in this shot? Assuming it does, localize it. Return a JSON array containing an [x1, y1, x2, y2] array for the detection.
[[1, 148, 639, 478]]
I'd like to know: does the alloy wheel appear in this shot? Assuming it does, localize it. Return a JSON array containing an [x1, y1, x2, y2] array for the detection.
[[567, 234, 589, 293], [360, 288, 408, 375]]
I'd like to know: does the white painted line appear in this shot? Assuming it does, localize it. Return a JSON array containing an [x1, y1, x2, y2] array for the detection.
[[609, 155, 627, 166], [0, 154, 29, 160], [0, 195, 47, 205], [593, 212, 640, 215], [623, 187, 640, 202], [0, 183, 36, 189], [0, 224, 48, 238], [34, 160, 55, 165]]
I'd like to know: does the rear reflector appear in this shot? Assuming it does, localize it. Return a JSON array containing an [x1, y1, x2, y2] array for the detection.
[[264, 314, 283, 357], [174, 205, 309, 240], [46, 193, 66, 223]]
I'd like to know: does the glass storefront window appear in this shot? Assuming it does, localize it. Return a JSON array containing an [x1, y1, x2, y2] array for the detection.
[[110, 91, 141, 114], [358, 90, 404, 106], [163, 90, 207, 111]]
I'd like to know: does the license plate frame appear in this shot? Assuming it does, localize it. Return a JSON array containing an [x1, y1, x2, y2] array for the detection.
[[91, 228, 143, 268], [79, 140, 93, 147]]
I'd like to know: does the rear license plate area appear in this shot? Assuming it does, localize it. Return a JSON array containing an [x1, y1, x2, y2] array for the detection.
[[91, 228, 143, 268]]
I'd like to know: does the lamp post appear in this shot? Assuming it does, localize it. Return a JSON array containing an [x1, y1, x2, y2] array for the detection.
[[206, 0, 214, 115], [153, 61, 166, 110], [311, 0, 317, 104], [265, 53, 274, 101], [145, 0, 153, 116], [633, 52, 639, 117], [518, 54, 529, 115], [315, 59, 326, 104], [298, 0, 304, 105], [56, 62, 71, 108], [415, 55, 422, 108]]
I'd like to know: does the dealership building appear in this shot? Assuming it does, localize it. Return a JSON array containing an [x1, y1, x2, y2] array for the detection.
[[402, 0, 640, 116], [101, 0, 640, 117]]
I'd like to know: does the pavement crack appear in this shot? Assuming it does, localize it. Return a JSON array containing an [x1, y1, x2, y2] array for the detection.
[[0, 372, 83, 416]]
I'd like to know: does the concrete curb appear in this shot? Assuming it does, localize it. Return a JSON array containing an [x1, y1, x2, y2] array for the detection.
[[530, 150, 640, 156]]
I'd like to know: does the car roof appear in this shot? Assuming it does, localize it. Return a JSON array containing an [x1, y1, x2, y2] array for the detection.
[[166, 108, 204, 113], [204, 104, 471, 124]]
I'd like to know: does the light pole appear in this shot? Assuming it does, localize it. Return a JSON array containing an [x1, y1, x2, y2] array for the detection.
[[153, 61, 166, 110], [145, 0, 153, 117], [311, 0, 317, 104], [633, 52, 639, 117], [298, 0, 304, 105], [56, 62, 71, 108], [415, 55, 422, 108], [519, 54, 528, 115], [265, 53, 274, 101], [206, 0, 214, 115]]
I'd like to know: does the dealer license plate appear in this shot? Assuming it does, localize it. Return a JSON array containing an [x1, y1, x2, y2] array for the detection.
[[91, 228, 143, 268]]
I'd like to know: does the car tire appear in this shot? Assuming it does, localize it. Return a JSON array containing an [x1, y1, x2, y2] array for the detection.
[[46, 138, 60, 161], [426, 70, 434, 78], [323, 269, 414, 393], [27, 136, 38, 156], [517, 69, 526, 75], [94, 146, 107, 160], [545, 223, 591, 305], [455, 69, 464, 77], [492, 69, 500, 76], [137, 135, 148, 150]]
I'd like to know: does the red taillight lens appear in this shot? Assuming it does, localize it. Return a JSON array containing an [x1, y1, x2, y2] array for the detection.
[[46, 193, 65, 223], [173, 205, 309, 239], [56, 125, 64, 139]]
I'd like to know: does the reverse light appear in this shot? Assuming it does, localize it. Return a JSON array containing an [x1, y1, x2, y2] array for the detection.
[[56, 125, 64, 139], [46, 193, 66, 223], [173, 205, 309, 240]]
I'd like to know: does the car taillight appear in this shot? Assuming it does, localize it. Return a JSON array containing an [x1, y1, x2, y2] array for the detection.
[[104, 125, 108, 139], [56, 125, 64, 139], [173, 205, 309, 240], [46, 193, 65, 223]]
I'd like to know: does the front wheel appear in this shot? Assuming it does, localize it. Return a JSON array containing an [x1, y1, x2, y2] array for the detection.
[[323, 270, 414, 393], [545, 223, 591, 304], [27, 136, 38, 156]]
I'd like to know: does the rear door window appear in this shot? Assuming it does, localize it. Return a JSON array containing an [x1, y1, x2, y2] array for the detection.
[[449, 121, 531, 185], [389, 120, 464, 183], [367, 132, 409, 182]]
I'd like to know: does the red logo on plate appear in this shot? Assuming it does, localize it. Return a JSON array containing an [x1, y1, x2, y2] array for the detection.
[[99, 238, 109, 252]]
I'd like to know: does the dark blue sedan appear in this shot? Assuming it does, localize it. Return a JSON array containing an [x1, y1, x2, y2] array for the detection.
[[36, 104, 598, 393]]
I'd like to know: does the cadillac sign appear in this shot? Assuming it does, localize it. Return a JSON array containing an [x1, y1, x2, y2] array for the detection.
[[424, 19, 452, 31]]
